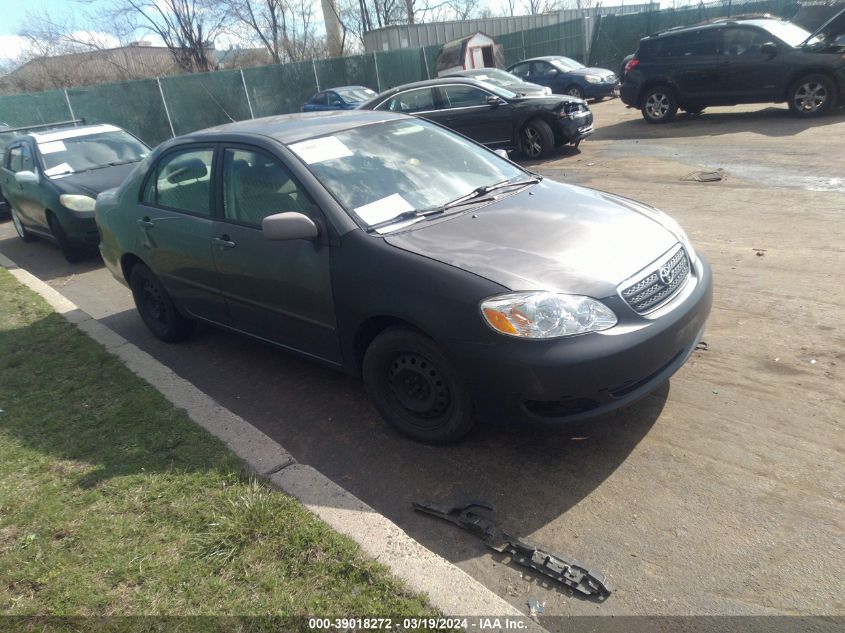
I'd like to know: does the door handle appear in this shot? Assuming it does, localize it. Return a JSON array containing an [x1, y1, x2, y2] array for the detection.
[[137, 217, 154, 228], [212, 236, 236, 249]]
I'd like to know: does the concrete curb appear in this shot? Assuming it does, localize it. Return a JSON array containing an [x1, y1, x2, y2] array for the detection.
[[0, 251, 529, 620]]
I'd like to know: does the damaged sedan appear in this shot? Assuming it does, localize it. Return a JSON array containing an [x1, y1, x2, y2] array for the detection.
[[96, 111, 712, 443]]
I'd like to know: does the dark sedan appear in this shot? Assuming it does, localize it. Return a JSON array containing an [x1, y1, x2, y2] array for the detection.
[[440, 68, 552, 97], [359, 77, 593, 159], [508, 56, 619, 100], [96, 111, 712, 443], [0, 123, 150, 261], [302, 85, 377, 112]]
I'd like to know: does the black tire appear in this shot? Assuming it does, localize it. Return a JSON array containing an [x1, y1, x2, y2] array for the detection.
[[565, 85, 585, 99], [129, 263, 195, 342], [47, 213, 85, 262], [362, 326, 474, 444], [10, 207, 35, 242], [519, 118, 555, 160], [641, 85, 678, 123], [788, 74, 837, 117]]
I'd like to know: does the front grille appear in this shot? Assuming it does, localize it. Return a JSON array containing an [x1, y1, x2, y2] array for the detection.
[[621, 246, 690, 314], [563, 101, 588, 115]]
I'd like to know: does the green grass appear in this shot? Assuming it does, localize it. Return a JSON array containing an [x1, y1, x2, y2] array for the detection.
[[0, 268, 433, 626]]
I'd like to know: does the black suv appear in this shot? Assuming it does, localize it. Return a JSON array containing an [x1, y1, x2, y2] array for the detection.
[[621, 11, 845, 122]]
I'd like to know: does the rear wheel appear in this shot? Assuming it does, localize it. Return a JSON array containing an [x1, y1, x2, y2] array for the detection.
[[362, 326, 474, 444], [788, 74, 837, 117], [11, 208, 35, 242], [565, 85, 585, 99], [129, 263, 195, 342], [48, 213, 85, 262], [641, 85, 678, 123], [520, 118, 555, 160]]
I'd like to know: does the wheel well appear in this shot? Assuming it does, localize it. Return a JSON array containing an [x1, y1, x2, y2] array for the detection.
[[637, 81, 676, 108], [521, 114, 563, 146], [120, 253, 144, 284], [783, 69, 838, 100], [353, 316, 424, 370]]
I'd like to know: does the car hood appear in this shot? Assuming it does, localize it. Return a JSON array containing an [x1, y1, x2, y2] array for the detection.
[[52, 162, 138, 197], [801, 7, 845, 46], [384, 180, 678, 297], [564, 66, 615, 77]]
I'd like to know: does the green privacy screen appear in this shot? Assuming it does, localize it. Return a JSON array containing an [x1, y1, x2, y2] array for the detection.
[[0, 89, 71, 128], [244, 61, 317, 117], [159, 69, 253, 135], [67, 79, 172, 147]]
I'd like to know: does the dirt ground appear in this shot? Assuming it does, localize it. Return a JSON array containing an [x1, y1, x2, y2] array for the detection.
[[0, 99, 842, 626]]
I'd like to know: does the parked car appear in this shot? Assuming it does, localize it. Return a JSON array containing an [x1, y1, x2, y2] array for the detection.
[[0, 123, 150, 261], [440, 68, 552, 97], [302, 86, 377, 112], [95, 110, 712, 443], [358, 77, 593, 159], [621, 10, 845, 122], [507, 56, 619, 100]]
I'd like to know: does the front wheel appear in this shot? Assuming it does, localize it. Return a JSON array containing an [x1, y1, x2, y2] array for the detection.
[[48, 213, 86, 262], [788, 74, 837, 117], [565, 85, 585, 99], [11, 208, 35, 242], [520, 118, 555, 160], [129, 263, 196, 342], [641, 86, 678, 123], [362, 327, 474, 444]]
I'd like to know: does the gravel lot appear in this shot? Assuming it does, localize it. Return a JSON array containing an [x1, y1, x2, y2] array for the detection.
[[0, 99, 842, 625]]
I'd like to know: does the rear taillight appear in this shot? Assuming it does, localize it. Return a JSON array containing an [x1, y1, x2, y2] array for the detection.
[[624, 58, 640, 73]]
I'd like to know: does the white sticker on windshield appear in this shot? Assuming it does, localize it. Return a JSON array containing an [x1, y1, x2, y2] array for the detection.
[[44, 162, 74, 177], [354, 193, 415, 225], [289, 136, 353, 164], [39, 140, 66, 154]]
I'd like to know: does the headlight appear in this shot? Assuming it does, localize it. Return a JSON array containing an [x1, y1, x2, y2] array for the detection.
[[584, 74, 602, 84], [60, 194, 96, 212], [543, 87, 552, 95], [481, 292, 617, 339]]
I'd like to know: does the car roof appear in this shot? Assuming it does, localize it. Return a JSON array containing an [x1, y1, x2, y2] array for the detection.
[[25, 124, 123, 144], [513, 56, 572, 63], [645, 16, 787, 38], [183, 110, 409, 145]]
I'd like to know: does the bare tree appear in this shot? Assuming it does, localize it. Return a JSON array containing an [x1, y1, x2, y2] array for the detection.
[[220, 0, 324, 63], [108, 0, 227, 72]]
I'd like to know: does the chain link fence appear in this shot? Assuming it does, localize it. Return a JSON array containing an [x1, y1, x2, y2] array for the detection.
[[0, 0, 799, 147]]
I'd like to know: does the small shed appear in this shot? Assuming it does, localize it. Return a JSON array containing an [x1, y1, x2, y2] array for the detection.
[[435, 32, 505, 76]]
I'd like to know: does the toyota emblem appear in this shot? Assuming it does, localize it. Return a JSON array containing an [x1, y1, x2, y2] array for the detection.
[[658, 264, 674, 285]]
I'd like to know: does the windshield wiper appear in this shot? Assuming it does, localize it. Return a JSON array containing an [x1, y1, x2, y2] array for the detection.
[[443, 176, 542, 210], [366, 206, 446, 232], [107, 158, 142, 167]]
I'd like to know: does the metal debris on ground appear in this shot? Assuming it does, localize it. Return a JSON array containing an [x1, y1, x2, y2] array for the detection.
[[695, 341, 709, 351], [681, 169, 725, 182], [527, 597, 545, 617], [753, 248, 767, 257], [412, 501, 612, 599]]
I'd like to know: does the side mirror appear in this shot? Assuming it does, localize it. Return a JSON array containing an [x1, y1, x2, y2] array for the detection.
[[262, 212, 319, 241], [760, 42, 778, 57], [487, 95, 503, 108], [15, 170, 38, 185]]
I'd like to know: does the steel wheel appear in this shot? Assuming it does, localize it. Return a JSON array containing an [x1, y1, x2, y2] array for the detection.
[[793, 81, 828, 114], [388, 352, 451, 421], [140, 278, 170, 329], [129, 263, 195, 342]]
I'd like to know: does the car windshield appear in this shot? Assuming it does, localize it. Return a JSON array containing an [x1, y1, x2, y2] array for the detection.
[[336, 87, 377, 102], [551, 57, 585, 71], [38, 130, 149, 177], [289, 119, 526, 230], [761, 20, 819, 46]]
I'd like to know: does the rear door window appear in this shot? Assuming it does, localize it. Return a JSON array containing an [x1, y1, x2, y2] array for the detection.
[[652, 29, 718, 57], [142, 147, 215, 215], [379, 88, 437, 113], [439, 85, 490, 108], [721, 27, 771, 55]]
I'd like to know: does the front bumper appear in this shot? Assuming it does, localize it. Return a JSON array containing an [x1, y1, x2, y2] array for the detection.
[[584, 82, 619, 99], [558, 111, 595, 144], [60, 209, 100, 246], [450, 255, 713, 424]]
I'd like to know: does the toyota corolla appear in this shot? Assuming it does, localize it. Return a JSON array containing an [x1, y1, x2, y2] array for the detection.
[[96, 111, 712, 443]]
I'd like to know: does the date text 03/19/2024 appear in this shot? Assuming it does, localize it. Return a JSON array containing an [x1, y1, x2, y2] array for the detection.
[[308, 617, 532, 630]]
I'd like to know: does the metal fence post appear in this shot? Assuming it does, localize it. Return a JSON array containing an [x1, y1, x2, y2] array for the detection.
[[312, 59, 321, 92], [240, 69, 255, 119], [62, 89, 76, 125], [156, 77, 176, 138], [373, 52, 382, 92], [422, 49, 431, 79], [521, 31, 526, 59]]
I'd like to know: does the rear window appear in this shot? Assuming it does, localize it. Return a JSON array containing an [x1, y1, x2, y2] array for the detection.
[[641, 29, 718, 58]]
